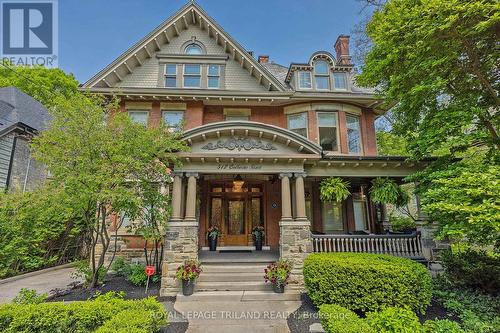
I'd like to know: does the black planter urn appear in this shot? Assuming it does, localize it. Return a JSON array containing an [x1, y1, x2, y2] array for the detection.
[[182, 279, 195, 296], [208, 237, 218, 251], [273, 284, 285, 293], [254, 238, 263, 251]]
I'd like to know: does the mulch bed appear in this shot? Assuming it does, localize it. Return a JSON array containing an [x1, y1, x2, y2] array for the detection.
[[287, 294, 454, 333]]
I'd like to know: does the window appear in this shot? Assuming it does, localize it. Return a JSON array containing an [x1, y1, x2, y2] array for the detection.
[[318, 112, 339, 151], [208, 64, 220, 89], [346, 115, 362, 153], [185, 43, 203, 55], [162, 111, 184, 130], [120, 212, 132, 228], [314, 60, 330, 90], [183, 64, 201, 88], [288, 113, 308, 138], [164, 64, 177, 88], [128, 111, 149, 125], [322, 201, 344, 232], [333, 72, 347, 90], [298, 71, 312, 89], [353, 192, 369, 231]]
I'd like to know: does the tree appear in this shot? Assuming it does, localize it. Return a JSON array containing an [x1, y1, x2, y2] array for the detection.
[[31, 94, 187, 287], [0, 65, 79, 108], [376, 131, 408, 156]]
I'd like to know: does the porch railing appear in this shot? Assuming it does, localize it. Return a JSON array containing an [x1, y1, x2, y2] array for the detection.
[[312, 232, 424, 260]]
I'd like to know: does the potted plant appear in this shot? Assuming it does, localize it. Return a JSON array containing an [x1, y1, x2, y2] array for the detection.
[[252, 226, 265, 251], [207, 225, 221, 251], [264, 259, 293, 293], [175, 260, 202, 296]]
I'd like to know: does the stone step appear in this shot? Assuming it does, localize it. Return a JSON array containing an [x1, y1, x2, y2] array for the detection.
[[198, 272, 264, 282], [202, 264, 268, 274], [175, 290, 301, 303], [195, 281, 273, 292]]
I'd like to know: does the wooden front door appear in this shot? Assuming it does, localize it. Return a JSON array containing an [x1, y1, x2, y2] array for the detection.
[[225, 196, 247, 245]]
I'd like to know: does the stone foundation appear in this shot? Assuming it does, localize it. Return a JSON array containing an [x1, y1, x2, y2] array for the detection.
[[279, 219, 312, 291], [160, 221, 199, 296]]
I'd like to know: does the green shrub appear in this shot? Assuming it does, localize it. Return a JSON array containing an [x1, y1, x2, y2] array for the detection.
[[423, 319, 464, 333], [304, 253, 432, 313], [12, 288, 47, 304], [441, 249, 500, 295], [95, 308, 167, 333], [111, 257, 129, 275], [389, 215, 416, 232], [127, 264, 149, 286], [71, 260, 107, 287], [365, 307, 422, 333], [319, 304, 375, 333]]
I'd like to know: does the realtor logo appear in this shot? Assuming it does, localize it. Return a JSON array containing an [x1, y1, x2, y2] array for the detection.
[[1, 0, 58, 67]]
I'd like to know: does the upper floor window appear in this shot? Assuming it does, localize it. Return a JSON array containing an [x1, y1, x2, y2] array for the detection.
[[128, 110, 149, 126], [298, 71, 312, 89], [165, 64, 177, 88], [183, 64, 201, 88], [288, 113, 308, 138], [314, 60, 330, 90], [162, 110, 184, 130], [208, 65, 220, 89], [333, 72, 347, 90], [317, 112, 339, 151], [346, 115, 362, 153], [185, 43, 203, 55]]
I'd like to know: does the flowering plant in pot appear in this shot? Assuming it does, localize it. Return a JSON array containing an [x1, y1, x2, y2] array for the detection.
[[264, 259, 293, 293], [207, 225, 221, 251], [251, 226, 265, 251], [175, 260, 202, 296]]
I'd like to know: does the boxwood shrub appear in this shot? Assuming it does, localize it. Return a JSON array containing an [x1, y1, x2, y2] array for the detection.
[[304, 253, 432, 313], [319, 304, 375, 333], [365, 307, 422, 332]]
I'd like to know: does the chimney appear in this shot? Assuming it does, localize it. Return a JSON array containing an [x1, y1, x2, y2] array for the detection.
[[334, 35, 352, 66], [258, 55, 269, 64]]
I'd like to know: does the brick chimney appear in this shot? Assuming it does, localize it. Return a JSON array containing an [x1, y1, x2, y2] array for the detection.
[[258, 55, 269, 64], [334, 35, 352, 66]]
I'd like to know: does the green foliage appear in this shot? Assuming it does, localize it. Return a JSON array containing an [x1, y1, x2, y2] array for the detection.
[[0, 186, 84, 278], [365, 307, 422, 333], [423, 319, 464, 333], [127, 264, 149, 286], [320, 177, 351, 203], [111, 257, 128, 275], [0, 293, 167, 333], [389, 215, 416, 232], [0, 65, 79, 108], [441, 249, 500, 295], [71, 260, 107, 287], [303, 253, 432, 314], [264, 259, 293, 287], [370, 178, 409, 207], [175, 260, 202, 281], [376, 131, 408, 156], [319, 304, 375, 333], [12, 289, 47, 305], [95, 308, 167, 333]]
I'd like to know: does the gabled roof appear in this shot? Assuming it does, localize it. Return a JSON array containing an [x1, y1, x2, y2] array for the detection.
[[82, 1, 285, 92], [0, 87, 50, 136]]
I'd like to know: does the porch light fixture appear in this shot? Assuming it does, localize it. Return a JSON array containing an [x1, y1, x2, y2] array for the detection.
[[233, 174, 245, 191]]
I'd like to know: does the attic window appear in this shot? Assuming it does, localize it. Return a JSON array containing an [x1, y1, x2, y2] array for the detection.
[[314, 60, 330, 90], [185, 44, 203, 55]]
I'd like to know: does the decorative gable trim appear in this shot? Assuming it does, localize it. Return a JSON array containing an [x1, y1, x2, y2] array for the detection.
[[82, 1, 285, 92]]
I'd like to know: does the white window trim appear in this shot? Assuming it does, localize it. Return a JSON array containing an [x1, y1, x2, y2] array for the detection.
[[164, 64, 177, 88], [161, 110, 184, 129], [182, 64, 201, 89], [297, 71, 312, 90], [207, 64, 220, 89], [287, 112, 309, 138], [127, 110, 149, 125], [333, 72, 348, 91], [316, 111, 340, 152], [346, 113, 364, 155]]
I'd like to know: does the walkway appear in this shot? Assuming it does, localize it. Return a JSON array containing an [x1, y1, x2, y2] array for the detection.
[[0, 266, 77, 303]]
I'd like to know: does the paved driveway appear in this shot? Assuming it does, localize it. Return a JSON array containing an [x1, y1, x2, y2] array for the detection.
[[0, 266, 77, 303]]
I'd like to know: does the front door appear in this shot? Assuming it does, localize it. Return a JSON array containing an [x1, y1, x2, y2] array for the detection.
[[225, 197, 247, 245]]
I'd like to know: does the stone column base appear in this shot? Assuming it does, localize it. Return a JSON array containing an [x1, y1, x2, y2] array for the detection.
[[417, 221, 450, 264], [160, 221, 199, 296], [279, 219, 312, 292]]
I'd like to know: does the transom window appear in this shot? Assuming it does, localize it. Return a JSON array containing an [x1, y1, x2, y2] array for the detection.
[[333, 72, 348, 90], [346, 115, 362, 153], [164, 64, 177, 88], [314, 60, 330, 90], [162, 110, 184, 130], [288, 113, 308, 138], [298, 71, 312, 89], [128, 110, 149, 125], [317, 112, 339, 151], [185, 43, 203, 55], [208, 64, 220, 89], [183, 64, 201, 88]]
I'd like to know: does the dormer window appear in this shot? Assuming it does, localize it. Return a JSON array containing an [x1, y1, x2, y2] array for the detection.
[[314, 60, 330, 90], [298, 71, 312, 89], [333, 72, 347, 90], [185, 43, 203, 55]]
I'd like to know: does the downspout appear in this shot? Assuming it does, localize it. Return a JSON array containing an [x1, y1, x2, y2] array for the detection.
[[22, 153, 31, 193], [5, 135, 17, 191]]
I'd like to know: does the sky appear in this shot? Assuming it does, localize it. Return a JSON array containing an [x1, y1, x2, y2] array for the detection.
[[58, 0, 368, 84]]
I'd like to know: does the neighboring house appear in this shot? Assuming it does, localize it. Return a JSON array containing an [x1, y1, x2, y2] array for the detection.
[[0, 87, 49, 192], [82, 1, 433, 296]]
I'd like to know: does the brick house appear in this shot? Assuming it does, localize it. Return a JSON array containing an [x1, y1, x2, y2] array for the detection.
[[82, 1, 433, 296]]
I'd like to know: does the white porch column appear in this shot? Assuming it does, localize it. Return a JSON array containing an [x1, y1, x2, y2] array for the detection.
[[184, 172, 198, 221], [294, 172, 307, 220], [280, 173, 293, 220], [170, 172, 183, 221]]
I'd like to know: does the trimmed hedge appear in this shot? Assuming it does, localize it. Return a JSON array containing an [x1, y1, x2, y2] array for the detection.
[[0, 293, 167, 333], [304, 253, 432, 313], [423, 319, 464, 333], [319, 304, 374, 333], [365, 307, 422, 332]]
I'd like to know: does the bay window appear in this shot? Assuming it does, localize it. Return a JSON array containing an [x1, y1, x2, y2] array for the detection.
[[317, 112, 339, 151], [288, 113, 308, 138], [346, 115, 362, 153]]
